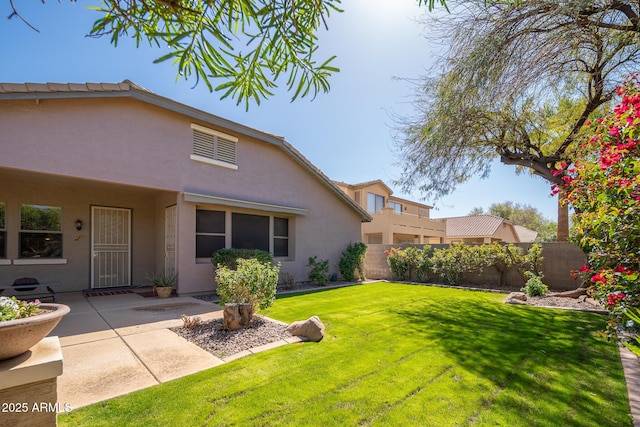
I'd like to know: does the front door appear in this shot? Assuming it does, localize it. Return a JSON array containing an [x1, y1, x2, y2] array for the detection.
[[91, 206, 131, 289]]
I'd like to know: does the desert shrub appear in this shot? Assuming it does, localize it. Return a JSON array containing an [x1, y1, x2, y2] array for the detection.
[[339, 242, 367, 281], [278, 271, 296, 290], [211, 248, 273, 270], [385, 246, 433, 282], [521, 271, 548, 296], [385, 247, 409, 280], [307, 256, 330, 286], [413, 246, 433, 282], [215, 258, 280, 315], [431, 244, 476, 285]]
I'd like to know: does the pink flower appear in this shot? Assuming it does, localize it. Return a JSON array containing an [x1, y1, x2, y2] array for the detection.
[[590, 272, 606, 284]]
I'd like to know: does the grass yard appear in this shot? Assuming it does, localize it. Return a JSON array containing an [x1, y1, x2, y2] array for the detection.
[[59, 282, 632, 426]]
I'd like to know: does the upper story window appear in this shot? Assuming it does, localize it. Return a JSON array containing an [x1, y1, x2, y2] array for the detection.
[[367, 193, 384, 213], [190, 123, 238, 170], [388, 201, 402, 213], [0, 202, 5, 258], [419, 208, 428, 217], [20, 204, 62, 258]]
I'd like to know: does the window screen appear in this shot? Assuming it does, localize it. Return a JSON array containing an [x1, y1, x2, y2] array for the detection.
[[232, 213, 269, 251]]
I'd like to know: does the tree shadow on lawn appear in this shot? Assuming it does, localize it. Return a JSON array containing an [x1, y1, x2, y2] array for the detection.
[[391, 297, 631, 426]]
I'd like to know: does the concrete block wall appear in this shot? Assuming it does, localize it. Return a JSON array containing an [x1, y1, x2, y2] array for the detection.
[[364, 242, 587, 292]]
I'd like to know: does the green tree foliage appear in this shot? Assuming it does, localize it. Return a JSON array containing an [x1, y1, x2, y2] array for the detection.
[[9, 0, 342, 109], [394, 0, 640, 239]]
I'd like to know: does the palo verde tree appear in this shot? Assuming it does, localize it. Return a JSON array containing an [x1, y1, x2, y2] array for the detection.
[[394, 0, 640, 240], [8, 0, 343, 110]]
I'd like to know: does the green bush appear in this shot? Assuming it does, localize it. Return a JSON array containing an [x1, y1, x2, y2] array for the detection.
[[385, 247, 409, 280], [211, 248, 273, 270], [431, 244, 476, 285], [384, 246, 433, 281], [339, 242, 367, 281], [307, 256, 330, 286], [215, 258, 280, 315], [521, 271, 548, 296]]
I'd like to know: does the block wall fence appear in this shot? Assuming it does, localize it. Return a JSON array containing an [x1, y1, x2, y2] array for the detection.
[[363, 242, 587, 292]]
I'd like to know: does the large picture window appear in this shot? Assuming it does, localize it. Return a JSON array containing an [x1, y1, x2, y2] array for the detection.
[[232, 213, 269, 251], [273, 217, 289, 257], [20, 204, 62, 258], [367, 193, 384, 213], [0, 202, 5, 258], [196, 210, 225, 258]]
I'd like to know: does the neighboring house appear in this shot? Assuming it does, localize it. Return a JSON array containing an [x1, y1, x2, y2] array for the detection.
[[0, 81, 371, 294], [334, 180, 446, 245], [513, 225, 539, 243], [441, 215, 520, 244]]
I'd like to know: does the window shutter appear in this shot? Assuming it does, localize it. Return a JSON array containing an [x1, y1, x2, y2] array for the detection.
[[192, 126, 237, 166], [217, 138, 236, 165], [193, 130, 216, 159]]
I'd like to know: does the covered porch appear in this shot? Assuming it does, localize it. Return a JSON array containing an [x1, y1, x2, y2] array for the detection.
[[0, 167, 178, 293]]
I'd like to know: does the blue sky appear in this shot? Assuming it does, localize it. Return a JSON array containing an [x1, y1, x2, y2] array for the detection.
[[1, 0, 559, 221]]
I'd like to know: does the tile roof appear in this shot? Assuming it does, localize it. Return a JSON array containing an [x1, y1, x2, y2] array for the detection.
[[0, 80, 150, 94], [442, 215, 509, 237], [514, 225, 539, 243]]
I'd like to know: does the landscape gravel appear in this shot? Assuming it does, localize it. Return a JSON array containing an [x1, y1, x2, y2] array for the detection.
[[171, 316, 292, 358]]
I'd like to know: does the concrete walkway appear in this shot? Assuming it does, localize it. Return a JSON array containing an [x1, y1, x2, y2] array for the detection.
[[48, 291, 298, 410]]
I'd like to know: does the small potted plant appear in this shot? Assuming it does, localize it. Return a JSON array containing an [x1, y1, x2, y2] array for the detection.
[[146, 272, 176, 298]]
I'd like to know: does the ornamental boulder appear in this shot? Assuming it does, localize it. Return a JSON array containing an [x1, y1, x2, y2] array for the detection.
[[286, 316, 325, 342]]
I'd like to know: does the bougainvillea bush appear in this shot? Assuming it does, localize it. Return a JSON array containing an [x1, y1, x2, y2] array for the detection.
[[553, 76, 640, 337]]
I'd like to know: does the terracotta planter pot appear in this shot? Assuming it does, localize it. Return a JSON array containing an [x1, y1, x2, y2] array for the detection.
[[0, 303, 70, 360], [155, 287, 173, 298]]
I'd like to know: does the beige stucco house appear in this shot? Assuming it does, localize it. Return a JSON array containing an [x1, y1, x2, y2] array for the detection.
[[442, 215, 521, 244], [0, 81, 371, 294], [334, 180, 446, 245]]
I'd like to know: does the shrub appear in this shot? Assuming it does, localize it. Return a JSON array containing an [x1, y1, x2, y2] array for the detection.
[[554, 77, 640, 337], [431, 244, 476, 285], [307, 256, 330, 286], [215, 258, 280, 317], [385, 247, 409, 280], [211, 248, 273, 270], [339, 242, 367, 281], [278, 271, 296, 290], [521, 272, 548, 297]]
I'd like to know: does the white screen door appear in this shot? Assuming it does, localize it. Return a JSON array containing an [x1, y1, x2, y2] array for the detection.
[[165, 205, 177, 276], [91, 206, 131, 289]]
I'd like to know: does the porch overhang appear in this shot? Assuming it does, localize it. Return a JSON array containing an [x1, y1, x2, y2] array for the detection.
[[182, 192, 308, 216]]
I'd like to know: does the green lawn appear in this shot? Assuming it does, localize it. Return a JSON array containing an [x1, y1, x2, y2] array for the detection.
[[59, 282, 632, 426]]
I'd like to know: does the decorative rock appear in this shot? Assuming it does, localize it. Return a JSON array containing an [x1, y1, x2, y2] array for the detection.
[[505, 292, 528, 305], [223, 303, 253, 330], [286, 316, 325, 342]]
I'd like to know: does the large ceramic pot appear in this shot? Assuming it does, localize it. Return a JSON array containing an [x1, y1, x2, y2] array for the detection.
[[0, 303, 70, 360], [155, 287, 173, 299]]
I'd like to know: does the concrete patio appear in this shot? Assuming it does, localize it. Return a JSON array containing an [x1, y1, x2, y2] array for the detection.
[[47, 291, 297, 410]]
